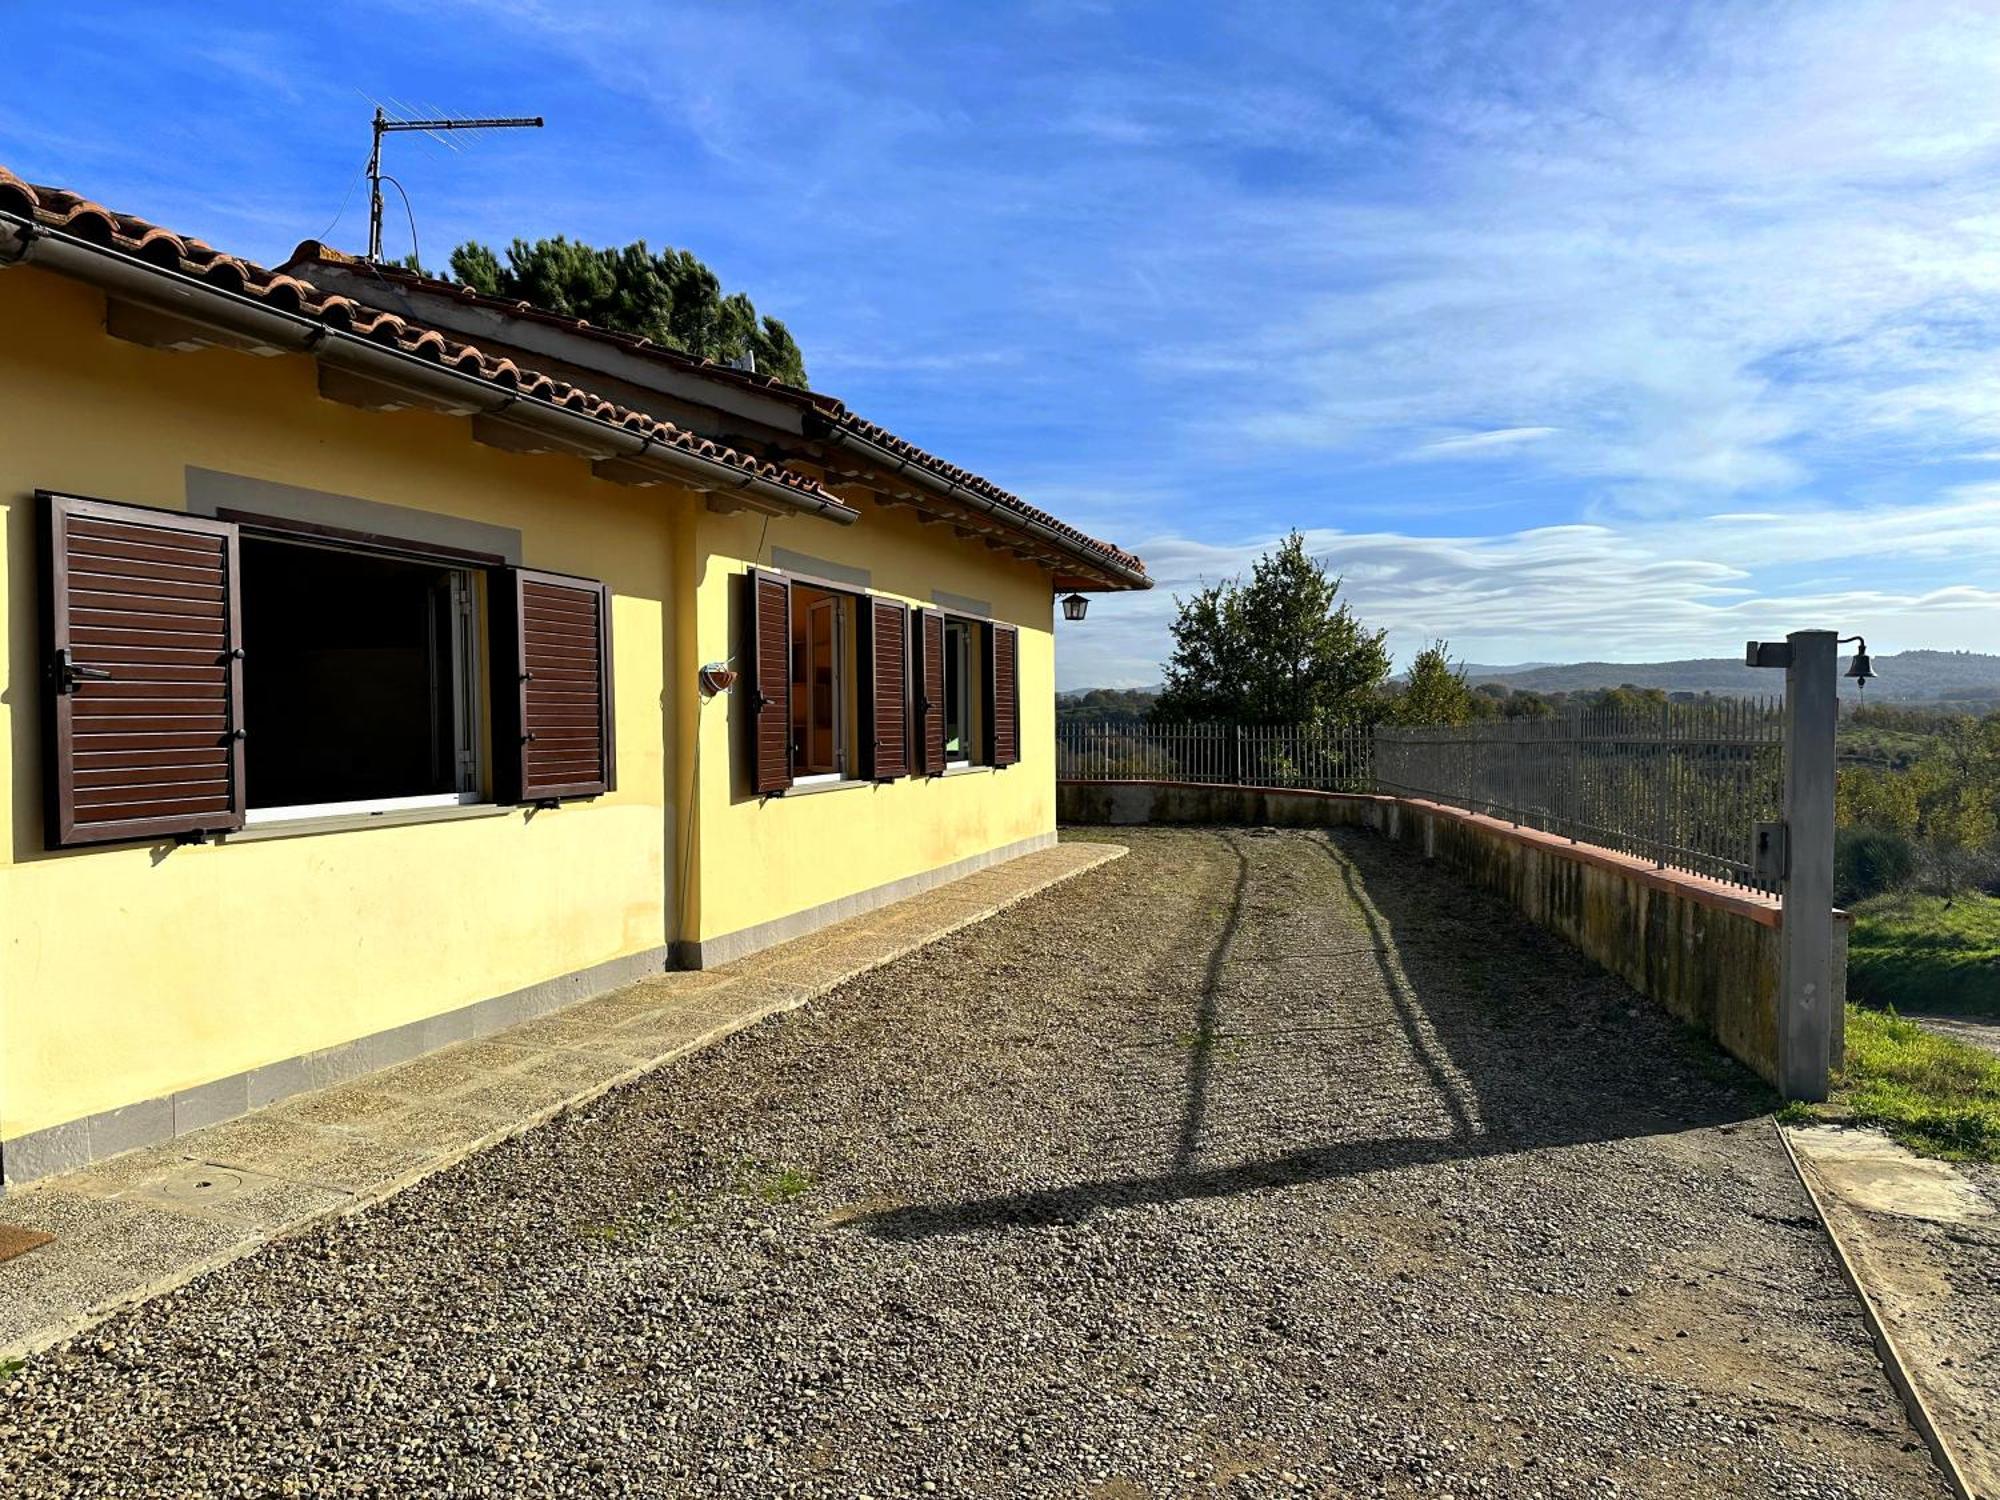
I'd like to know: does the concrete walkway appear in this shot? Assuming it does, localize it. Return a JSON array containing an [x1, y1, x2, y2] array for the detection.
[[1787, 1124, 2000, 1498], [0, 841, 1122, 1361]]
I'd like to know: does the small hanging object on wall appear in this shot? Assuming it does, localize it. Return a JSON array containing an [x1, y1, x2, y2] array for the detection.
[[698, 662, 739, 698], [1061, 592, 1090, 622]]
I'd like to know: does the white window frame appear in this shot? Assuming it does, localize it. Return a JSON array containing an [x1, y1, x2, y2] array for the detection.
[[242, 538, 486, 822], [789, 581, 854, 785], [942, 616, 975, 766]]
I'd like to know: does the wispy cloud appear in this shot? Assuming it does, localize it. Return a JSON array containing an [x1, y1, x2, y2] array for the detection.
[[1411, 427, 1558, 459]]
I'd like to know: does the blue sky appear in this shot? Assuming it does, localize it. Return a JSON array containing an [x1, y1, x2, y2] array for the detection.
[[4, 1, 1998, 687]]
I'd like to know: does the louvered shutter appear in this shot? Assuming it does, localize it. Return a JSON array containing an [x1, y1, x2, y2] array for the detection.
[[745, 568, 793, 794], [40, 492, 247, 847], [914, 608, 946, 775], [863, 598, 911, 781], [986, 622, 1020, 768], [493, 569, 615, 802]]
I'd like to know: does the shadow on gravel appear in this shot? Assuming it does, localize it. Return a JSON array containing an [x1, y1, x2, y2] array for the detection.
[[1173, 838, 1251, 1174], [862, 825, 1775, 1242]]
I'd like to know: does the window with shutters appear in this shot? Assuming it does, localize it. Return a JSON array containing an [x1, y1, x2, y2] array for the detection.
[[241, 537, 482, 822], [745, 569, 919, 794], [41, 491, 616, 849]]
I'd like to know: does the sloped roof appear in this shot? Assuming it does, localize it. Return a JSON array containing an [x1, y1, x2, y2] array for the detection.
[[285, 247, 1149, 581], [0, 168, 834, 504]]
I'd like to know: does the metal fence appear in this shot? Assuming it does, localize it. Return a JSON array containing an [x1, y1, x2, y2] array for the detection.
[[1056, 720, 1374, 792], [1057, 699, 1786, 893], [1373, 699, 1785, 892]]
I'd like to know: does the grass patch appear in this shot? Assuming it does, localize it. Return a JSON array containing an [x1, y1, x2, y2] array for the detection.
[[1848, 891, 2000, 1016], [0, 1357, 23, 1383], [730, 1158, 815, 1205], [573, 1195, 697, 1245], [758, 1166, 814, 1204], [1826, 1003, 2000, 1163]]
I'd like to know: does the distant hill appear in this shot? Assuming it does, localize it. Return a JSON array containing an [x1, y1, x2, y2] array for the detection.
[[1056, 687, 1160, 724], [1463, 650, 2000, 706]]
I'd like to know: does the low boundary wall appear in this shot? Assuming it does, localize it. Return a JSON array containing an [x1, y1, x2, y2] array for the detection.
[[1058, 780, 1844, 1094]]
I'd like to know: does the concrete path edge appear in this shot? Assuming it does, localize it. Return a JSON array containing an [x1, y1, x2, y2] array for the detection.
[[1775, 1121, 1975, 1500]]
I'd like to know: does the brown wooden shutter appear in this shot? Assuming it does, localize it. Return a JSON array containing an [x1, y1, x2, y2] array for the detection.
[[864, 597, 911, 780], [986, 622, 1020, 767], [492, 569, 615, 803], [914, 608, 946, 775], [745, 568, 793, 794], [40, 491, 247, 847]]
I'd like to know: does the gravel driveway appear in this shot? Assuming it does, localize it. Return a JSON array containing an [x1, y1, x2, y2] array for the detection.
[[0, 826, 1945, 1498]]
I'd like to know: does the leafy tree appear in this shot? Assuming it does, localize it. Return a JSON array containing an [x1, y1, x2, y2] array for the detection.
[[1152, 532, 1389, 725], [1500, 689, 1557, 720], [438, 235, 809, 387], [1390, 640, 1481, 726]]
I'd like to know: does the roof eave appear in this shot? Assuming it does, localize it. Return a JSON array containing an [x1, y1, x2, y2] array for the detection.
[[807, 418, 1150, 591], [0, 211, 857, 526]]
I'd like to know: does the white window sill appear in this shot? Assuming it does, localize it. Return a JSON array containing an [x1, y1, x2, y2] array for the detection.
[[938, 763, 993, 778], [217, 802, 512, 843], [246, 792, 477, 826], [777, 777, 873, 798]]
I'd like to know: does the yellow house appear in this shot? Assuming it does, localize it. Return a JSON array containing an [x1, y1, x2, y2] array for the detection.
[[0, 168, 1148, 1187]]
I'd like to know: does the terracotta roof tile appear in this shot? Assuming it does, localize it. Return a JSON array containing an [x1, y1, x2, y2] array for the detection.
[[285, 249, 1147, 580], [0, 166, 834, 504]]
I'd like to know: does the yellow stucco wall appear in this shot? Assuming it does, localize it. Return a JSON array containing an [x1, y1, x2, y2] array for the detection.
[[0, 268, 685, 1140], [0, 265, 1065, 1144], [687, 501, 1056, 947]]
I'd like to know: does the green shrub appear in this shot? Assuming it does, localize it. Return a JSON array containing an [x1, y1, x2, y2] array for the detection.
[[1834, 826, 1916, 905]]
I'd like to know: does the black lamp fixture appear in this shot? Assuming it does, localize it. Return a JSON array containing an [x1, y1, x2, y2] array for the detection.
[[1839, 635, 1876, 693], [1061, 592, 1090, 622]]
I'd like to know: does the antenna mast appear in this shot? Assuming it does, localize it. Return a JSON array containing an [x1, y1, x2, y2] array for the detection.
[[366, 107, 545, 263]]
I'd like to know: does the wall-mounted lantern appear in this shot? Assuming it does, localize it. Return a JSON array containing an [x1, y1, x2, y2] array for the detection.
[[1061, 592, 1090, 622]]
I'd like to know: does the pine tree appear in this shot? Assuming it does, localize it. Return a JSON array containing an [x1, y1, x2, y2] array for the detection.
[[441, 236, 808, 387]]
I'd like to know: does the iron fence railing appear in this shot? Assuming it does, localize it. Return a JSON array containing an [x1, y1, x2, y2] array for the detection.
[[1055, 720, 1374, 792], [1057, 699, 1786, 893], [1373, 700, 1785, 893]]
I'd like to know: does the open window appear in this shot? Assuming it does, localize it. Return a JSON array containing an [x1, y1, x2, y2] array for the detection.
[[941, 616, 979, 767], [790, 582, 854, 782], [241, 537, 481, 821]]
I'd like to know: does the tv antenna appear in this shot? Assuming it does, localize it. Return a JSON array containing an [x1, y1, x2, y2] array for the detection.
[[366, 105, 544, 263]]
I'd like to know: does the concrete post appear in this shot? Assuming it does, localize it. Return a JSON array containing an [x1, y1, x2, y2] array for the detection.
[[1780, 629, 1838, 1101]]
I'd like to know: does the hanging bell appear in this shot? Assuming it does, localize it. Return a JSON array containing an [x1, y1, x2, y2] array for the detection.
[[1844, 644, 1875, 690]]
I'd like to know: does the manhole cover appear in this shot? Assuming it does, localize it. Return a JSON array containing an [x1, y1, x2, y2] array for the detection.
[[156, 1167, 248, 1204]]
